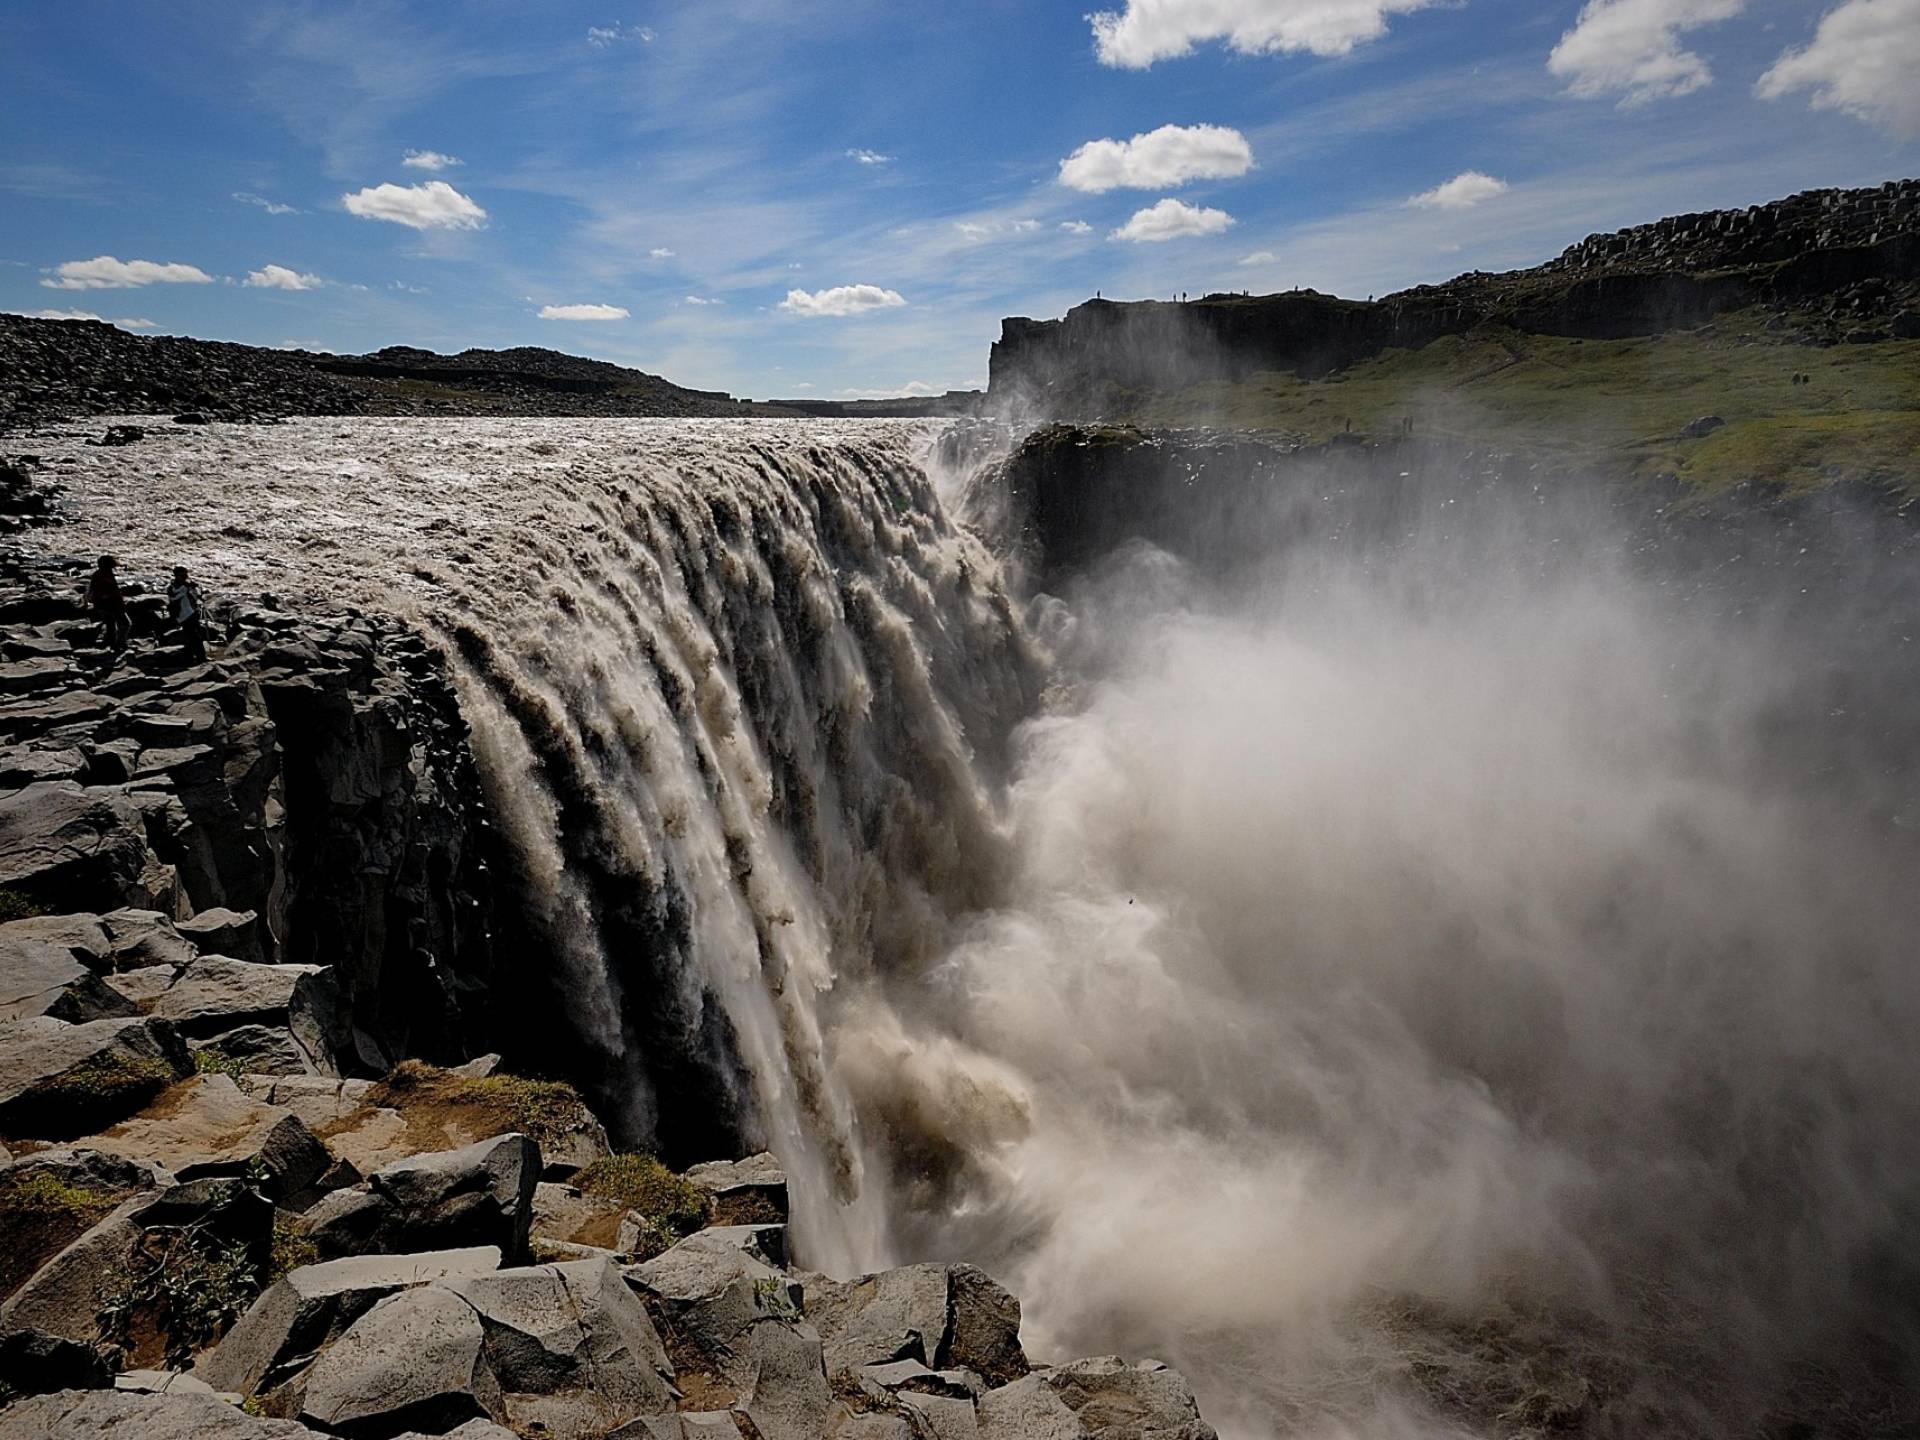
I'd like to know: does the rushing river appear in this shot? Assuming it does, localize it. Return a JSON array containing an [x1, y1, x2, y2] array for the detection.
[[23, 416, 1920, 1438]]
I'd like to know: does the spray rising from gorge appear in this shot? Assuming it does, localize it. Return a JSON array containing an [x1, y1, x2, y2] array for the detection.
[[32, 415, 1920, 1436]]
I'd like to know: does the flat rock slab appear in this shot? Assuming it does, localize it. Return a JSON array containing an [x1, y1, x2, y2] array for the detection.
[[369, 1133, 541, 1259], [685, 1151, 789, 1224], [150, 957, 324, 1037], [246, 1075, 375, 1129], [91, 1074, 328, 1199], [0, 938, 136, 1023], [1040, 1357, 1217, 1440], [801, 1263, 951, 1377], [0, 1389, 325, 1438]]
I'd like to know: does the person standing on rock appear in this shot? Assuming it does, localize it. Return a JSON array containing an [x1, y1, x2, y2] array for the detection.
[[87, 555, 130, 652], [168, 565, 207, 661]]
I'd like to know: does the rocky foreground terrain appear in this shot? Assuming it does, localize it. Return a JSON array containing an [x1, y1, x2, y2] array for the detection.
[[0, 470, 1213, 1438]]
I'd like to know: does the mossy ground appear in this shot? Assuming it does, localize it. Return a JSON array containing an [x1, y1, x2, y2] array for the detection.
[[1128, 312, 1920, 501], [577, 1152, 711, 1258], [0, 1169, 124, 1300], [362, 1059, 598, 1155]]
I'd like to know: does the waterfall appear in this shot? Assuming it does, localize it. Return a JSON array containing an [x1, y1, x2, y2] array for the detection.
[[39, 414, 1920, 1435]]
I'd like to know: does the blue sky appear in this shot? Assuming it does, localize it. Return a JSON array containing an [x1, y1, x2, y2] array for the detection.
[[2, 1, 1914, 398]]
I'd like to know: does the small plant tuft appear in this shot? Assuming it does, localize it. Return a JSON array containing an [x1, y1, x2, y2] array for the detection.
[[193, 1049, 250, 1086], [0, 890, 45, 923], [267, 1214, 318, 1283], [368, 1060, 598, 1153]]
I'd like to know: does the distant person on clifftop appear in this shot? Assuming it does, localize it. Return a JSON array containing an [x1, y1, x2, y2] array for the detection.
[[168, 565, 207, 661], [87, 555, 129, 652]]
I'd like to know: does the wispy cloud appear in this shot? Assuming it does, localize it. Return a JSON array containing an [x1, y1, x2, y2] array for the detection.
[[244, 264, 325, 290], [233, 191, 299, 215], [587, 23, 654, 49], [650, 247, 676, 258], [1112, 198, 1236, 242], [1089, 0, 1442, 68], [1240, 250, 1278, 265], [847, 148, 894, 166], [1061, 220, 1093, 235], [1757, 0, 1920, 140], [1407, 171, 1511, 210], [1549, 0, 1746, 106], [538, 302, 629, 320], [1060, 124, 1254, 193], [684, 295, 724, 306], [42, 256, 214, 290], [402, 149, 463, 171], [341, 180, 487, 230], [778, 284, 906, 317]]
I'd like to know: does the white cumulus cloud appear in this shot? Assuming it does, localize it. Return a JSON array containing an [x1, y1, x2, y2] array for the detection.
[[1549, 0, 1746, 105], [1407, 171, 1511, 210], [402, 149, 463, 171], [1061, 220, 1094, 235], [1757, 0, 1920, 139], [778, 284, 907, 317], [233, 192, 298, 215], [244, 264, 323, 290], [342, 180, 487, 230], [1112, 198, 1236, 242], [1089, 0, 1441, 68], [684, 295, 723, 306], [1059, 123, 1253, 192], [538, 303, 629, 321], [847, 149, 894, 165], [8, 308, 157, 329], [41, 256, 214, 290]]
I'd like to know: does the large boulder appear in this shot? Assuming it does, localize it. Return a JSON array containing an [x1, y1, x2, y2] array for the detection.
[[948, 1265, 1028, 1387], [175, 907, 265, 964], [444, 1257, 677, 1437], [0, 1015, 192, 1138], [0, 1389, 325, 1437], [0, 782, 177, 914], [800, 1263, 952, 1377], [368, 1134, 541, 1260], [0, 935, 135, 1023], [1034, 1358, 1216, 1440], [299, 1285, 502, 1437], [977, 1374, 1089, 1440], [0, 1327, 113, 1394], [198, 1246, 502, 1399], [97, 909, 199, 971], [0, 914, 111, 972], [89, 1075, 329, 1200]]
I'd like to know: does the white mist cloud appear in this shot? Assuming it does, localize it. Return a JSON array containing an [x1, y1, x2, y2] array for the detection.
[[41, 256, 213, 290], [1407, 171, 1511, 210], [847, 148, 894, 165], [1112, 198, 1236, 242], [342, 180, 487, 230], [1757, 0, 1920, 140], [1089, 0, 1442, 68], [778, 284, 907, 317], [244, 264, 324, 290], [537, 302, 629, 320], [401, 149, 463, 171], [233, 191, 298, 215], [1060, 124, 1254, 193], [1549, 0, 1746, 105]]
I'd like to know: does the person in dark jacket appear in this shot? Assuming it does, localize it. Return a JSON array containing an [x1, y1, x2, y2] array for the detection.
[[168, 565, 207, 661], [87, 555, 129, 652]]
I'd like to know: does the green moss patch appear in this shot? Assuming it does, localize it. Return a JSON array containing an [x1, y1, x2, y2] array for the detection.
[[0, 1170, 124, 1301], [578, 1152, 711, 1259], [363, 1059, 600, 1154]]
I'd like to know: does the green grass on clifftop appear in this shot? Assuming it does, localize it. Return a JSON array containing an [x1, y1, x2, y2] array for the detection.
[[1130, 311, 1920, 500]]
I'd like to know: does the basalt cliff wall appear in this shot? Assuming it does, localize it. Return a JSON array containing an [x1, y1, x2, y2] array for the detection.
[[988, 178, 1920, 417]]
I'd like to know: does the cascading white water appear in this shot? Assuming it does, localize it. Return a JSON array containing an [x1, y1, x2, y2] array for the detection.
[[33, 415, 1920, 1437]]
